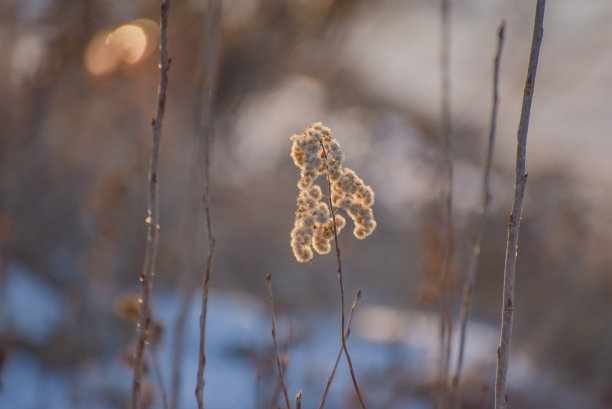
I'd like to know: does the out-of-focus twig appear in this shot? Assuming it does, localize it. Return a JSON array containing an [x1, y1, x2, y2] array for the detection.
[[318, 290, 362, 409], [148, 346, 169, 409], [437, 0, 454, 406], [494, 2, 546, 409], [171, 2, 222, 409], [266, 273, 292, 409], [194, 1, 222, 409], [131, 1, 172, 408], [451, 21, 505, 409], [295, 391, 302, 409]]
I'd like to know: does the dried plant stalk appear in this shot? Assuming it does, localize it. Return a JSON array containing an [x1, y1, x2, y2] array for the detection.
[[289, 124, 371, 408], [494, 2, 546, 409], [148, 347, 169, 409], [318, 140, 367, 409], [296, 391, 302, 409], [437, 0, 455, 405], [131, 1, 172, 408], [318, 290, 361, 409], [266, 273, 293, 409], [195, 1, 221, 409], [451, 21, 505, 409]]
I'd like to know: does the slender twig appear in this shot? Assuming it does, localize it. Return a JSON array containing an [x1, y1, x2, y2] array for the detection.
[[148, 346, 169, 409], [194, 1, 222, 409], [295, 391, 302, 409], [451, 22, 505, 409], [494, 2, 546, 409], [266, 273, 293, 409], [131, 1, 172, 408], [318, 290, 362, 409], [437, 0, 454, 405], [318, 139, 367, 409]]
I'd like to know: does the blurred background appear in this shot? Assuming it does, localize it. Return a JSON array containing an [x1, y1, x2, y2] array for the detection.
[[1, 0, 612, 408]]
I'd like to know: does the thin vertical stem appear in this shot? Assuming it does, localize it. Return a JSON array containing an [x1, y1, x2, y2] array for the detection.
[[266, 273, 293, 409], [148, 346, 169, 409], [131, 1, 172, 408], [318, 139, 367, 409], [195, 1, 221, 408], [437, 0, 454, 405], [451, 21, 505, 409], [494, 2, 546, 409]]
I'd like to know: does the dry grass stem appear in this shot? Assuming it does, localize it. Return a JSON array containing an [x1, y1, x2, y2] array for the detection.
[[131, 1, 172, 408], [437, 0, 455, 405], [296, 391, 302, 409], [194, 1, 222, 409], [289, 124, 372, 408], [266, 273, 293, 409], [318, 290, 361, 409], [318, 139, 367, 409], [171, 0, 221, 405], [451, 21, 505, 409], [170, 0, 221, 402], [148, 347, 169, 409], [494, 2, 546, 409]]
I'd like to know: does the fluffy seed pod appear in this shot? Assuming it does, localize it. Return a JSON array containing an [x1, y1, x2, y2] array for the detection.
[[290, 122, 376, 262]]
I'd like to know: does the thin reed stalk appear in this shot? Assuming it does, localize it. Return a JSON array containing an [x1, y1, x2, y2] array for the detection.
[[265, 273, 292, 409], [131, 1, 172, 408], [194, 1, 221, 409], [318, 139, 367, 409], [494, 2, 546, 409], [319, 290, 361, 409], [148, 347, 169, 409], [437, 0, 454, 405], [451, 21, 505, 409]]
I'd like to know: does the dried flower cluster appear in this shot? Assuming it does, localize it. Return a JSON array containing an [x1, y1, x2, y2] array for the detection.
[[290, 122, 376, 263]]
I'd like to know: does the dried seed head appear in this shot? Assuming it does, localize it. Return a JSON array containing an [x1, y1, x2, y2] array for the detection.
[[289, 122, 376, 262]]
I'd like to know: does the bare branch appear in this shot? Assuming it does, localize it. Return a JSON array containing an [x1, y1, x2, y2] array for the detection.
[[195, 1, 222, 408], [451, 21, 505, 409], [131, 1, 172, 408], [494, 2, 546, 409], [266, 273, 293, 409]]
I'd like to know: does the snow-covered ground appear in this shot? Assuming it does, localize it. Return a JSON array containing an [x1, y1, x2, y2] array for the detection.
[[0, 264, 588, 409]]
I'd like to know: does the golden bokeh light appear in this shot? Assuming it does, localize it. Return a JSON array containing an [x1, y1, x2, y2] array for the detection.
[[84, 30, 121, 76], [107, 25, 147, 64], [84, 19, 159, 76]]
